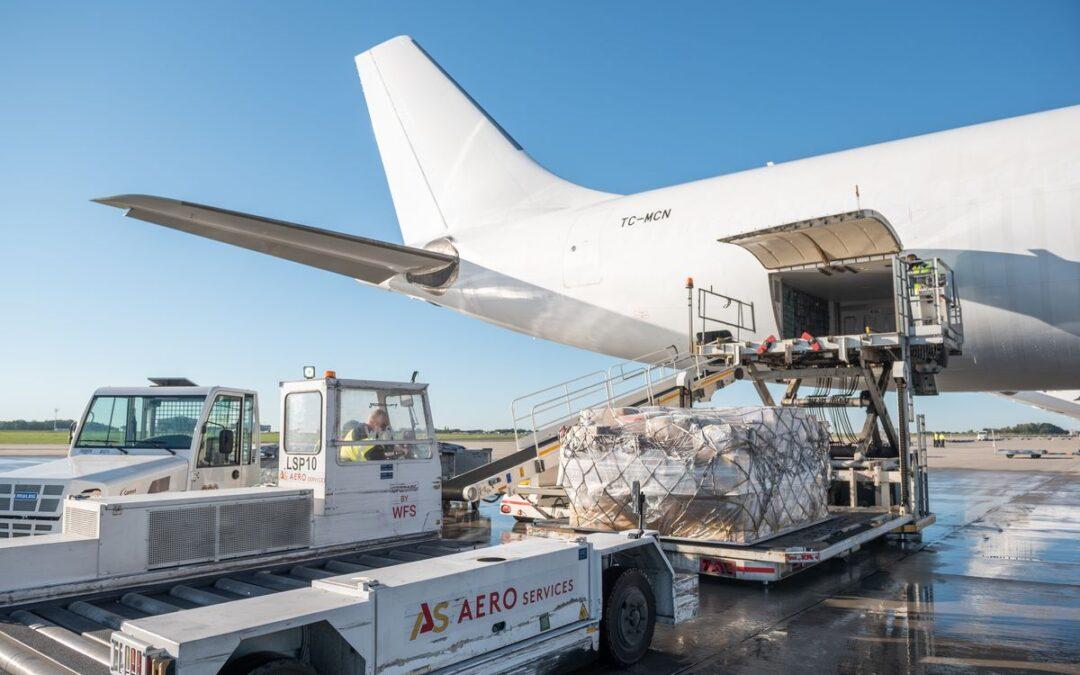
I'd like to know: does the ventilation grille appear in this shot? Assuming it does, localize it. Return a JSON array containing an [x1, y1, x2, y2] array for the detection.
[[148, 505, 218, 568], [146, 496, 311, 569], [63, 506, 100, 538], [219, 497, 312, 557]]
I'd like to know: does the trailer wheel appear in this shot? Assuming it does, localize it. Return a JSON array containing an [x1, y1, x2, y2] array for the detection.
[[600, 567, 656, 667], [223, 652, 317, 675]]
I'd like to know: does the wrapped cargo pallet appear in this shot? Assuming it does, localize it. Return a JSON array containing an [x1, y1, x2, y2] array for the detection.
[[558, 406, 831, 544]]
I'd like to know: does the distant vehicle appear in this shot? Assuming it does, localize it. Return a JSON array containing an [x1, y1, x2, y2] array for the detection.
[[0, 378, 261, 537], [259, 443, 279, 461], [996, 449, 1044, 459], [438, 441, 493, 484]]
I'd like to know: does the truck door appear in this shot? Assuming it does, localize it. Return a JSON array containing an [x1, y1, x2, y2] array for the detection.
[[237, 394, 260, 487], [191, 393, 244, 490]]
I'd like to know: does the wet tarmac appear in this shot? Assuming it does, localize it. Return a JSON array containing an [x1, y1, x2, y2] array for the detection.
[[625, 469, 1080, 674], [447, 468, 1080, 673]]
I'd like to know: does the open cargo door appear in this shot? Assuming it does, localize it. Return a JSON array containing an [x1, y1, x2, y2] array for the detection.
[[718, 210, 901, 271], [718, 210, 905, 338]]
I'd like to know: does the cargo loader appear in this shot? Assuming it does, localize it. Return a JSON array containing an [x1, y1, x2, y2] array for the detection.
[[0, 374, 692, 674], [468, 255, 958, 583]]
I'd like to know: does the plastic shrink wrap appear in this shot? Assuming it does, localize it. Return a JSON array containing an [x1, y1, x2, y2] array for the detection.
[[558, 406, 830, 544]]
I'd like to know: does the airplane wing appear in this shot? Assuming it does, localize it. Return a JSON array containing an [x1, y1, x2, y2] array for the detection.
[[995, 390, 1080, 422], [93, 194, 457, 285]]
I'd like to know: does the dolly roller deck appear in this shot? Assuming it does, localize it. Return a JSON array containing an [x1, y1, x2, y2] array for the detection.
[[0, 538, 478, 675], [531, 509, 932, 584], [663, 510, 932, 582]]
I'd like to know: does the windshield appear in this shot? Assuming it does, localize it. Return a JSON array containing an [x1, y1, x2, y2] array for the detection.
[[76, 395, 205, 450], [336, 388, 434, 462]]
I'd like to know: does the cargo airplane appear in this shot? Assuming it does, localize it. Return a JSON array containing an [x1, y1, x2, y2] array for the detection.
[[96, 36, 1080, 417]]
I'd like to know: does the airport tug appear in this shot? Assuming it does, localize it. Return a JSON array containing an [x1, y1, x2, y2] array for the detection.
[[0, 380, 263, 538], [0, 374, 692, 675]]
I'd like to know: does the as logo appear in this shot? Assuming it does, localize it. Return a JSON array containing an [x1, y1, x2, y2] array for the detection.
[[410, 601, 449, 640]]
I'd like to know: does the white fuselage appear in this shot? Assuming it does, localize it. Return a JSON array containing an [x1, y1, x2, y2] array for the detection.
[[390, 106, 1080, 392]]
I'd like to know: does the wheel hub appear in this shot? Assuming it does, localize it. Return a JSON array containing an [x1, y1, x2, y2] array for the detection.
[[619, 588, 648, 643]]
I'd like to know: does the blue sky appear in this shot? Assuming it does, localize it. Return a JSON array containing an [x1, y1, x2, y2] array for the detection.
[[1, 1, 1078, 431]]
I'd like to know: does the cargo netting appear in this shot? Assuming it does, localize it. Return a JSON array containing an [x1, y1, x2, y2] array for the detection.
[[558, 406, 831, 544]]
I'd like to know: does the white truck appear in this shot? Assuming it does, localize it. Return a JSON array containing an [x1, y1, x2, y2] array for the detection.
[[0, 374, 693, 674], [0, 378, 261, 538]]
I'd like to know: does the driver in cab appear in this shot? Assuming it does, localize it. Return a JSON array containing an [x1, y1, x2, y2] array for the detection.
[[338, 408, 393, 462]]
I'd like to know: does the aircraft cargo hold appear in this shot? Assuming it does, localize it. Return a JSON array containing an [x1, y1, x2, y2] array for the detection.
[[558, 406, 831, 545]]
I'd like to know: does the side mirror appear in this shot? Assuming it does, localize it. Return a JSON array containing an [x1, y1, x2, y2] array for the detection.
[[68, 421, 76, 444], [219, 429, 235, 455]]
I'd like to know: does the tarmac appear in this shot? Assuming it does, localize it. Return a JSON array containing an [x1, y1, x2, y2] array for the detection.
[[1, 439, 1077, 673], [619, 468, 1080, 674]]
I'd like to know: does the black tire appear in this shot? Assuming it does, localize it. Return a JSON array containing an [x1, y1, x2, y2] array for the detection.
[[222, 652, 318, 675], [600, 567, 656, 667]]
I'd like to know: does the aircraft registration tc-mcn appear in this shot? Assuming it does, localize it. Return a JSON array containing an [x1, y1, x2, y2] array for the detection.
[[96, 36, 1080, 417]]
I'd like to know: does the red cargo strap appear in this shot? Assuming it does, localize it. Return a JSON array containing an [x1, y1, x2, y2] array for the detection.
[[800, 331, 822, 351], [756, 335, 777, 354]]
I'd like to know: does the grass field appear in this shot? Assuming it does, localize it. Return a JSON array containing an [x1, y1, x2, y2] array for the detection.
[[436, 432, 517, 441], [0, 430, 516, 446], [0, 430, 71, 445]]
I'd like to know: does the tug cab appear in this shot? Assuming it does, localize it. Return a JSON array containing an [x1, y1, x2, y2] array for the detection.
[[277, 372, 443, 547], [70, 382, 262, 491]]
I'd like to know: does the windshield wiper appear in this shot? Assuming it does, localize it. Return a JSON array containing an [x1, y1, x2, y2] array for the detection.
[[76, 440, 128, 454], [131, 439, 177, 455]]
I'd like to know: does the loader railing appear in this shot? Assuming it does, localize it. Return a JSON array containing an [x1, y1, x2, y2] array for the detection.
[[509, 346, 710, 456]]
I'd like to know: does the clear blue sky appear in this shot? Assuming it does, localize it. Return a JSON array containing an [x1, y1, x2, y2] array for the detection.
[[2, 1, 1078, 431]]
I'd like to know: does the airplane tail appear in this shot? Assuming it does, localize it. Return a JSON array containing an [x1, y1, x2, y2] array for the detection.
[[356, 36, 611, 247]]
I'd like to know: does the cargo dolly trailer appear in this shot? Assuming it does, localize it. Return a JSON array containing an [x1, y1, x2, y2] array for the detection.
[[0, 374, 692, 675]]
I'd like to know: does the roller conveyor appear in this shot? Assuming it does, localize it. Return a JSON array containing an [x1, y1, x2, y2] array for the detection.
[[0, 538, 478, 675]]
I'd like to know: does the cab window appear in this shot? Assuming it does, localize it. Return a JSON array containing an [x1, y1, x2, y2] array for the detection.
[[284, 391, 322, 455], [336, 388, 434, 464], [198, 395, 242, 468], [241, 394, 257, 464]]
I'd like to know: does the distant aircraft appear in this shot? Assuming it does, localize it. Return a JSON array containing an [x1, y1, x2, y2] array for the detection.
[[96, 36, 1080, 417]]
